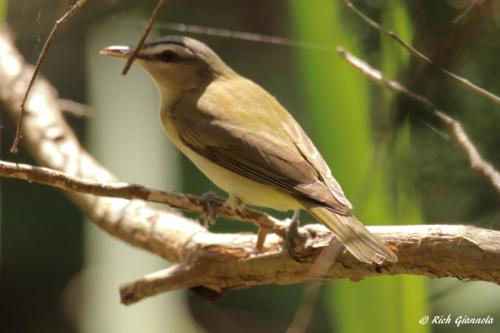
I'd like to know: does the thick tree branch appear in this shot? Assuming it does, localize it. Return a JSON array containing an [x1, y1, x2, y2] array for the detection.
[[1, 30, 499, 306], [119, 224, 500, 304]]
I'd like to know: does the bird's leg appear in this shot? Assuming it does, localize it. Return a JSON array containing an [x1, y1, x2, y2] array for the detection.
[[285, 210, 308, 261]]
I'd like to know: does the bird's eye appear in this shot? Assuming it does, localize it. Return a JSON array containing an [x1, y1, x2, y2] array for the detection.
[[159, 50, 179, 62]]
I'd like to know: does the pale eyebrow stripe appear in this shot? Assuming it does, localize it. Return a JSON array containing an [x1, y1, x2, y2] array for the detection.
[[139, 42, 194, 61]]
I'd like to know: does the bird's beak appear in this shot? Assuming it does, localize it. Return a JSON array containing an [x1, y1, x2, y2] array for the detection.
[[99, 45, 133, 59]]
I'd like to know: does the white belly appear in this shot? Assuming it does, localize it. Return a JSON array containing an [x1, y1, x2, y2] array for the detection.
[[183, 148, 301, 211]]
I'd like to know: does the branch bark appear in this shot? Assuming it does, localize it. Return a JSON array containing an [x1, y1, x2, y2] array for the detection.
[[1, 29, 499, 306], [119, 224, 500, 304]]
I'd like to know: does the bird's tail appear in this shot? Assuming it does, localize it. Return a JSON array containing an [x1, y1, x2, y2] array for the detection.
[[306, 206, 397, 264]]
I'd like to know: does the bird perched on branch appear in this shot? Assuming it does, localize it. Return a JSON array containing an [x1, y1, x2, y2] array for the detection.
[[101, 36, 397, 264]]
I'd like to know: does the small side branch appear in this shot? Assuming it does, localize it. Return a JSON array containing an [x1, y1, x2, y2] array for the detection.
[[120, 264, 195, 304], [59, 98, 93, 118], [0, 160, 285, 235], [341, 0, 500, 106], [337, 48, 500, 194]]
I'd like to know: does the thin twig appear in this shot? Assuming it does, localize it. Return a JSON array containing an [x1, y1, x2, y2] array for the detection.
[[341, 0, 500, 106], [286, 282, 322, 333], [454, 0, 486, 24], [337, 47, 500, 194], [0, 159, 286, 235], [10, 0, 87, 154], [152, 21, 336, 51], [121, 0, 166, 75], [286, 242, 343, 333]]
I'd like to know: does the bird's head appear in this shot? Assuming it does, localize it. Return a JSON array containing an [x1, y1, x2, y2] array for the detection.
[[100, 36, 233, 93]]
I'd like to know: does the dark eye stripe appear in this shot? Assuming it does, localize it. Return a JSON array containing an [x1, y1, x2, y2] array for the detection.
[[158, 50, 179, 62], [139, 52, 180, 62]]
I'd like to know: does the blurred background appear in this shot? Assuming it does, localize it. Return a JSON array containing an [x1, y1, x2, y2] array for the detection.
[[1, 0, 500, 332]]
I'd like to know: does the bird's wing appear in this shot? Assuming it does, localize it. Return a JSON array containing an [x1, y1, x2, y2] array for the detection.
[[176, 80, 351, 214], [285, 120, 353, 210]]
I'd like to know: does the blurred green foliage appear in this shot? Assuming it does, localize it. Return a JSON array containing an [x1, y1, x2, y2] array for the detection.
[[289, 1, 428, 333], [0, 0, 5, 21]]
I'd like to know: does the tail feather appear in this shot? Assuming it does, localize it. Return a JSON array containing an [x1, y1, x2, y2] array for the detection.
[[307, 206, 397, 264]]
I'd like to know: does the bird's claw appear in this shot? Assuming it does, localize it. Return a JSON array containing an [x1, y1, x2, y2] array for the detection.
[[285, 210, 308, 262], [201, 191, 223, 227], [201, 193, 245, 228]]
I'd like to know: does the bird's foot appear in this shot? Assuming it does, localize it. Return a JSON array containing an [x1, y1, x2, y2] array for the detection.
[[201, 191, 224, 227], [285, 210, 309, 262], [201, 193, 245, 228]]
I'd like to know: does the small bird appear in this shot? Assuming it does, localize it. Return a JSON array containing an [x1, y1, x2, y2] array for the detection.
[[101, 36, 397, 264]]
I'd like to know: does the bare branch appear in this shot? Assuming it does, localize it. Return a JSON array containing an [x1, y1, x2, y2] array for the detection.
[[337, 47, 500, 194], [10, 0, 87, 153], [0, 159, 285, 235], [121, 0, 166, 75], [119, 224, 500, 304], [341, 0, 500, 106]]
